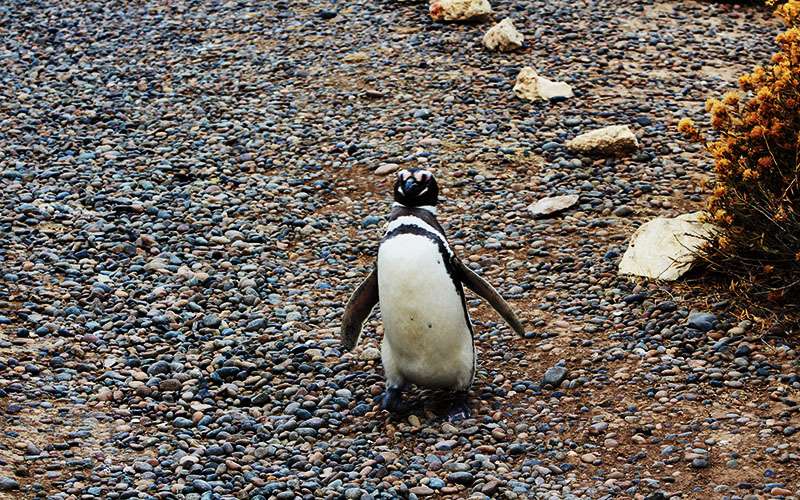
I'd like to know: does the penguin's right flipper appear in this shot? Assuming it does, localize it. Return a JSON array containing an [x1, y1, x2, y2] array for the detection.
[[452, 257, 526, 337], [340, 266, 379, 350]]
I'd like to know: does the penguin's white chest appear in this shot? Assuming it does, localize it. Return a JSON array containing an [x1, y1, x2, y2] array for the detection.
[[377, 233, 474, 389]]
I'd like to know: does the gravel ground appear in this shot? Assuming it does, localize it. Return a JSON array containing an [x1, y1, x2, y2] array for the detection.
[[1, 0, 799, 499]]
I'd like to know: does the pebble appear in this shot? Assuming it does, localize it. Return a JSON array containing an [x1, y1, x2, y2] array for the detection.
[[581, 453, 598, 464], [448, 472, 475, 485], [687, 312, 717, 332], [410, 486, 434, 496], [0, 477, 19, 491], [612, 205, 634, 217], [542, 365, 568, 387]]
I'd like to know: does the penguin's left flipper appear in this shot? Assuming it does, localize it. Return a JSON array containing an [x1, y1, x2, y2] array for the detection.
[[340, 266, 379, 351], [452, 257, 526, 337]]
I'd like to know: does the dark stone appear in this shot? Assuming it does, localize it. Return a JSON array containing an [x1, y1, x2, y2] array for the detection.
[[447, 472, 474, 485], [686, 312, 716, 332], [318, 9, 337, 20], [542, 366, 568, 387], [0, 477, 19, 491]]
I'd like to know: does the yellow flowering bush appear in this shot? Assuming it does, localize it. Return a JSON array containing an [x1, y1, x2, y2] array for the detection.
[[680, 0, 800, 308]]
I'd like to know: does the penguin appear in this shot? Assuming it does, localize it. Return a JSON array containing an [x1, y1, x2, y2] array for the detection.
[[340, 168, 525, 421]]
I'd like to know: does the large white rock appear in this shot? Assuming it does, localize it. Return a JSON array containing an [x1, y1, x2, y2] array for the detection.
[[566, 125, 639, 157], [513, 67, 573, 101], [527, 194, 580, 217], [429, 0, 492, 22], [618, 212, 717, 281], [483, 18, 524, 51]]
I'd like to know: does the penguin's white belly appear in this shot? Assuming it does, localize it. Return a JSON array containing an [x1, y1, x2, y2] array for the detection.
[[377, 233, 473, 390]]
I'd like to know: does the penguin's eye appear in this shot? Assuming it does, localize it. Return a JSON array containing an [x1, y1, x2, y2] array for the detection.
[[398, 170, 411, 181], [415, 170, 431, 183]]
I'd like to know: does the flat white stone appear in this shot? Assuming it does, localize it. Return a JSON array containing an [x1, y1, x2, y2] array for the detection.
[[566, 125, 639, 157], [618, 212, 717, 281], [483, 18, 524, 52], [513, 67, 573, 101], [430, 0, 492, 22], [527, 194, 580, 217]]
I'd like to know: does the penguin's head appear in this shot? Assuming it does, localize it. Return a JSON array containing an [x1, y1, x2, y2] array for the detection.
[[393, 168, 438, 207]]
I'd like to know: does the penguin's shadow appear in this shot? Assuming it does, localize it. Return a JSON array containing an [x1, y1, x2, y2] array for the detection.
[[373, 389, 464, 421]]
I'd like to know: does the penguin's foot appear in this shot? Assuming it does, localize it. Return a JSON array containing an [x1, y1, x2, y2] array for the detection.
[[446, 393, 471, 422], [380, 386, 404, 413]]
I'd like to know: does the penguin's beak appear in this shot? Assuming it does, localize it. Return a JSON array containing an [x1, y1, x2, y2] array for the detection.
[[403, 178, 418, 196]]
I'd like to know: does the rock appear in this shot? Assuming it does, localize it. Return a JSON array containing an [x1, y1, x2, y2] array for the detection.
[[96, 387, 113, 401], [581, 453, 598, 464], [318, 9, 337, 20], [428, 478, 445, 489], [528, 195, 579, 217], [483, 18, 524, 52], [565, 125, 639, 157], [429, 0, 492, 22], [173, 417, 193, 428], [542, 366, 568, 387], [0, 476, 19, 491], [202, 314, 221, 328], [246, 318, 266, 331], [686, 312, 716, 332], [612, 205, 634, 217], [342, 52, 369, 63], [362, 215, 382, 228], [618, 212, 717, 281], [359, 346, 381, 360], [447, 471, 474, 485], [513, 67, 573, 102], [344, 487, 363, 499], [375, 163, 400, 175], [482, 480, 500, 495], [413, 108, 431, 119], [410, 486, 434, 496], [159, 378, 182, 392], [435, 439, 457, 451], [147, 360, 171, 376]]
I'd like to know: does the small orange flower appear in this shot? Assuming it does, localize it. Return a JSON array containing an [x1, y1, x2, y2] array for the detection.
[[722, 91, 740, 106], [750, 125, 766, 138], [705, 97, 721, 113], [742, 169, 760, 181], [757, 156, 774, 169], [678, 117, 696, 135]]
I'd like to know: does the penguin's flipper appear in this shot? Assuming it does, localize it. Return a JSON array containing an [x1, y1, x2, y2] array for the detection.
[[340, 267, 379, 350], [452, 257, 525, 337]]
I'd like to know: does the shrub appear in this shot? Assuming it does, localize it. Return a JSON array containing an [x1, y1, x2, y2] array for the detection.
[[679, 0, 800, 315]]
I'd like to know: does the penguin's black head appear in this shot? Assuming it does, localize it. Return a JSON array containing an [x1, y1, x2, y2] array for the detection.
[[393, 168, 438, 207]]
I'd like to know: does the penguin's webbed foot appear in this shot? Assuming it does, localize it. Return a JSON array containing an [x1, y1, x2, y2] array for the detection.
[[446, 393, 471, 422], [380, 386, 404, 413]]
